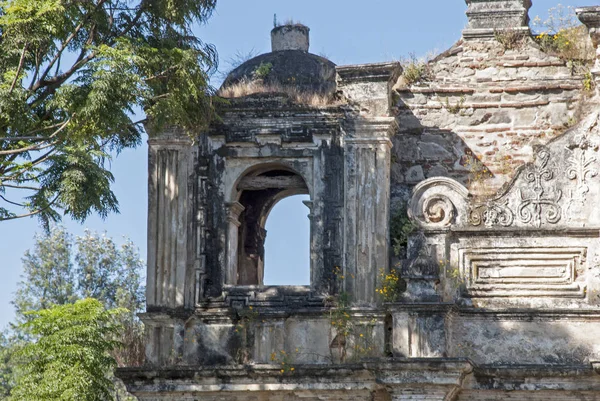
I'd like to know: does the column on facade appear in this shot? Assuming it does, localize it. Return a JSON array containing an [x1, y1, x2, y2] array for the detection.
[[225, 201, 245, 285], [343, 118, 395, 306], [146, 130, 195, 309]]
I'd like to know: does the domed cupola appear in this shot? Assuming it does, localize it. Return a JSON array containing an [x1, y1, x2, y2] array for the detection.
[[221, 23, 336, 96]]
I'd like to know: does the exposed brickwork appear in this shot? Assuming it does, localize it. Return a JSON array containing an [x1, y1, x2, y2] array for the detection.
[[392, 38, 594, 198]]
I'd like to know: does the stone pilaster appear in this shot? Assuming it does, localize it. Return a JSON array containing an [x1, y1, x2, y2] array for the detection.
[[225, 202, 245, 285], [343, 117, 395, 306], [577, 7, 600, 88], [463, 0, 532, 40], [146, 128, 196, 309]]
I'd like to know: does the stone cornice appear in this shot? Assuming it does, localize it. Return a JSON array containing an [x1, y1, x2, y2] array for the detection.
[[336, 62, 402, 85]]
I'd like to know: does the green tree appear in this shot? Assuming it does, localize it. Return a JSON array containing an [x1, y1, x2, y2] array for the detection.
[[13, 226, 144, 323], [0, 332, 15, 398], [0, 0, 218, 225], [10, 299, 125, 401], [2, 226, 145, 399], [12, 228, 76, 321]]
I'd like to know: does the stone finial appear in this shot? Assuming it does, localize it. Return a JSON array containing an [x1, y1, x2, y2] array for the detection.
[[577, 7, 600, 77], [463, 0, 532, 40], [271, 24, 310, 52]]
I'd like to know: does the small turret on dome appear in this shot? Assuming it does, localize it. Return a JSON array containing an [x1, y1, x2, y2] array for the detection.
[[219, 21, 337, 103]]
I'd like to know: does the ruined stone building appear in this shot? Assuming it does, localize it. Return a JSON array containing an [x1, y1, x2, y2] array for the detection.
[[119, 1, 600, 399]]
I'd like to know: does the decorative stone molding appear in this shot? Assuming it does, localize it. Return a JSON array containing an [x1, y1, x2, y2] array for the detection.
[[408, 177, 469, 229], [463, 0, 532, 40]]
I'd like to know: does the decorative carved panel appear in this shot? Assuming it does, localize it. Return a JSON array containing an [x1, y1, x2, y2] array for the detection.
[[459, 247, 587, 298]]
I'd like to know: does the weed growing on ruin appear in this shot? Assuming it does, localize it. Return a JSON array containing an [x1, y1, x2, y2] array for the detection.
[[218, 79, 342, 107], [439, 258, 468, 298], [376, 268, 403, 303], [253, 62, 273, 80], [463, 152, 492, 188], [494, 29, 525, 50], [270, 349, 297, 374], [390, 204, 416, 258], [326, 266, 379, 363], [533, 5, 595, 63], [583, 71, 596, 92], [400, 53, 431, 86], [328, 267, 352, 363], [234, 305, 259, 363], [443, 96, 466, 115]]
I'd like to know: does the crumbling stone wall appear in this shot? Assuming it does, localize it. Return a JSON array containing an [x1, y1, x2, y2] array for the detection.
[[392, 38, 595, 199], [118, 2, 600, 400]]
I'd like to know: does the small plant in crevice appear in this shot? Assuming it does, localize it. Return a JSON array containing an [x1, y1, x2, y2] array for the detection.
[[439, 258, 468, 298], [390, 203, 416, 258], [494, 29, 525, 50], [270, 349, 298, 374], [234, 305, 259, 364], [376, 268, 403, 303], [399, 53, 432, 86], [583, 70, 596, 93], [327, 268, 352, 363], [326, 266, 379, 363], [462, 151, 492, 188], [443, 95, 466, 115], [252, 62, 273, 80]]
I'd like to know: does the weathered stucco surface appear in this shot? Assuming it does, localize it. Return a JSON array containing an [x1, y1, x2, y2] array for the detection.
[[118, 1, 600, 400]]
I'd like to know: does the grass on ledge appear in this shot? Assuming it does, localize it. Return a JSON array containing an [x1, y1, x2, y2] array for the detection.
[[218, 80, 343, 107]]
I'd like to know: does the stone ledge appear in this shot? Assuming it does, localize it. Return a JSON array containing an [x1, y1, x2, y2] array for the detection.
[[116, 360, 600, 395], [336, 62, 402, 84]]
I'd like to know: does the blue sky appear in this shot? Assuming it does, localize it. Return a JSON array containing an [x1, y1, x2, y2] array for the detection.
[[0, 0, 592, 328]]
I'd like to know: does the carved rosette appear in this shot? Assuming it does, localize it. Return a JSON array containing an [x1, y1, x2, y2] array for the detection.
[[423, 196, 455, 226]]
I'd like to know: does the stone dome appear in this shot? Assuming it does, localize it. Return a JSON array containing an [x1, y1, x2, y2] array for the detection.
[[221, 24, 336, 95]]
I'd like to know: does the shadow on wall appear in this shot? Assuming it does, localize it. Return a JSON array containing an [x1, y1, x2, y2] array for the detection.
[[390, 97, 493, 207]]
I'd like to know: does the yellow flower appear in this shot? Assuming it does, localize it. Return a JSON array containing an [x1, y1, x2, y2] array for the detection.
[[291, 367, 295, 371]]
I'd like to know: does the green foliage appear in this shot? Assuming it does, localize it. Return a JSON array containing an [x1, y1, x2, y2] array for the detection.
[[533, 5, 595, 63], [400, 53, 430, 86], [10, 299, 125, 401], [390, 204, 415, 258], [0, 0, 218, 225], [493, 29, 525, 50], [3, 226, 145, 399], [0, 332, 16, 398], [443, 95, 466, 115], [13, 226, 144, 323], [375, 268, 403, 303], [252, 62, 273, 80]]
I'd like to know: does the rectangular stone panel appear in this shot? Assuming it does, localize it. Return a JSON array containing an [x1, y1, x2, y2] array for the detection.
[[459, 247, 586, 298]]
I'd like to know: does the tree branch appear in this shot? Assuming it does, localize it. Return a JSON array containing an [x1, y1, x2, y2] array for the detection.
[[0, 118, 70, 156], [35, 0, 108, 89], [10, 43, 28, 94], [0, 195, 59, 221], [0, 184, 40, 191]]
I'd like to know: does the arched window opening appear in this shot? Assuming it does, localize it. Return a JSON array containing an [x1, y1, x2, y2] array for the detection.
[[233, 168, 310, 286], [263, 195, 310, 286]]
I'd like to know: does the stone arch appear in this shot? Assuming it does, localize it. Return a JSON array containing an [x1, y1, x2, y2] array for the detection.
[[226, 164, 311, 286]]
